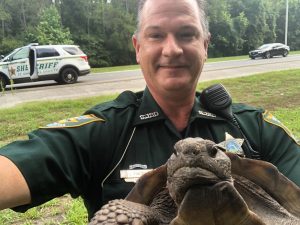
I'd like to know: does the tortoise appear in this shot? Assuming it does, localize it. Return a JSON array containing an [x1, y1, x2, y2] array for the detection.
[[89, 137, 300, 225]]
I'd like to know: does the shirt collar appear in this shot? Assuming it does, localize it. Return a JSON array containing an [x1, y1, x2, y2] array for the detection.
[[133, 87, 166, 125], [191, 92, 226, 121], [133, 88, 225, 126]]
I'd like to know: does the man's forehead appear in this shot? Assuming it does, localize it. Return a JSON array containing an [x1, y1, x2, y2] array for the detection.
[[140, 0, 200, 27], [143, 24, 200, 34], [142, 0, 199, 19]]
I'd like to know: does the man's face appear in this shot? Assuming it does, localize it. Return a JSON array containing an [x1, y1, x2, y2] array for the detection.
[[133, 0, 209, 97]]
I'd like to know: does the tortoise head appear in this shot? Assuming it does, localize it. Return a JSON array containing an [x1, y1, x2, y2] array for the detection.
[[167, 137, 233, 205]]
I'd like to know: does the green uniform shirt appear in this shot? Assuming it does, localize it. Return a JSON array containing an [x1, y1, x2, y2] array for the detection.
[[1, 88, 300, 220]]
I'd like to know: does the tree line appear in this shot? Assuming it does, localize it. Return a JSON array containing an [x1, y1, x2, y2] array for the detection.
[[0, 0, 299, 67]]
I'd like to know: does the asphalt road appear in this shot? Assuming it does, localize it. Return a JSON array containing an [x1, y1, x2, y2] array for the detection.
[[1, 54, 300, 108]]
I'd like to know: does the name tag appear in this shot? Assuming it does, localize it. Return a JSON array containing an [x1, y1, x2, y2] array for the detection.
[[139, 112, 159, 120], [198, 110, 216, 118], [120, 169, 153, 183]]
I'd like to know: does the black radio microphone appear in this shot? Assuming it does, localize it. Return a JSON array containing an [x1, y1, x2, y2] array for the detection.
[[200, 83, 260, 159], [200, 84, 233, 121]]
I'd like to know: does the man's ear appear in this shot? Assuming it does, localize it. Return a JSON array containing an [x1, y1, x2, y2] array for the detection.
[[132, 34, 141, 64], [204, 32, 211, 60]]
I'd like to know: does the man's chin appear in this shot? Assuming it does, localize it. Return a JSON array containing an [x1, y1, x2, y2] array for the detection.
[[165, 77, 194, 87], [163, 82, 195, 93]]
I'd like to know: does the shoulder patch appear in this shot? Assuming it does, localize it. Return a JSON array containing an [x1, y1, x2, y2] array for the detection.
[[41, 114, 104, 129], [232, 103, 262, 113], [263, 111, 300, 145]]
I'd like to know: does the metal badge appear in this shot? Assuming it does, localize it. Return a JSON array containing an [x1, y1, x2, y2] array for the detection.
[[218, 132, 245, 157]]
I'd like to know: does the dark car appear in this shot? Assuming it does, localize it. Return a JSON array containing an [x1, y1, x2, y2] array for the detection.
[[249, 43, 290, 59]]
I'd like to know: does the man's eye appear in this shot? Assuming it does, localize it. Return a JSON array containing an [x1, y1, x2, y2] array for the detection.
[[179, 32, 195, 40], [148, 33, 163, 40], [152, 34, 161, 38]]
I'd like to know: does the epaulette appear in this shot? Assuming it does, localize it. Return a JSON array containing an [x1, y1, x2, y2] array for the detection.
[[87, 90, 142, 114], [232, 103, 263, 114], [41, 114, 104, 129], [263, 110, 300, 145]]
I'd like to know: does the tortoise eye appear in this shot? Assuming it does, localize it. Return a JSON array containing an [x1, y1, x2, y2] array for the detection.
[[208, 146, 219, 157], [213, 144, 227, 152]]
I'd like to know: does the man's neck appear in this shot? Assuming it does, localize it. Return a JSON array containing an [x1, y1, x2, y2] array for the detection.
[[151, 90, 195, 132]]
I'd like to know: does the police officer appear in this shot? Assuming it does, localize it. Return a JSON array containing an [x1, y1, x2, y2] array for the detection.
[[1, 0, 300, 222]]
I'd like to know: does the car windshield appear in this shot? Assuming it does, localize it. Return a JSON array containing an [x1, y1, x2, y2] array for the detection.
[[258, 44, 272, 50], [0, 48, 20, 62]]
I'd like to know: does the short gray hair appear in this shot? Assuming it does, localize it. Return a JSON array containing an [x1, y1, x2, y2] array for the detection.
[[136, 0, 209, 39]]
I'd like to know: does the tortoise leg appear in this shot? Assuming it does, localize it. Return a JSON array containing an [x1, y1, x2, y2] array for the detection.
[[170, 182, 265, 225], [89, 199, 160, 225]]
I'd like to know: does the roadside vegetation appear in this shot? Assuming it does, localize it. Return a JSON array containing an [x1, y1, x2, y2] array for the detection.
[[0, 68, 299, 224], [1, 0, 300, 68], [91, 50, 300, 73]]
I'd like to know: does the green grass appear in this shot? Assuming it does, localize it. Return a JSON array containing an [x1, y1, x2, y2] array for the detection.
[[0, 95, 117, 146], [91, 64, 140, 73], [0, 196, 87, 225], [0, 69, 300, 224], [196, 69, 300, 136], [290, 50, 300, 55]]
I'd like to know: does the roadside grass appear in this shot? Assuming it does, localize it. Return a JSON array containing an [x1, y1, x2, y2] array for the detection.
[[0, 69, 300, 224], [290, 50, 300, 55], [91, 51, 300, 73]]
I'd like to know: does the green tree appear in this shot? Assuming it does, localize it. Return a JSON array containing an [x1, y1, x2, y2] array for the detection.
[[232, 12, 249, 53], [74, 35, 111, 67], [224, 0, 280, 52], [110, 0, 139, 15], [276, 0, 300, 50], [207, 0, 248, 57], [0, 0, 298, 66], [1, 0, 50, 37], [59, 0, 106, 37], [36, 5, 73, 45], [102, 4, 136, 65], [285, 0, 300, 50], [0, 5, 11, 39], [263, 0, 281, 43], [241, 0, 270, 51], [0, 39, 23, 56]]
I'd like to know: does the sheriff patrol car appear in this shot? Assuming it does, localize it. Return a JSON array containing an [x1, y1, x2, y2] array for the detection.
[[0, 43, 90, 90]]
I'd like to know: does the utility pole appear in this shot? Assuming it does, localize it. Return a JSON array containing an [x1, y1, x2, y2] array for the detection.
[[285, 0, 289, 45], [124, 0, 128, 13], [102, 0, 105, 33]]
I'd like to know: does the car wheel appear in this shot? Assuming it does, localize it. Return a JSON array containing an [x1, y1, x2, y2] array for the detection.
[[59, 68, 78, 84], [283, 50, 288, 57], [0, 75, 7, 91], [264, 52, 271, 59], [250, 56, 255, 60]]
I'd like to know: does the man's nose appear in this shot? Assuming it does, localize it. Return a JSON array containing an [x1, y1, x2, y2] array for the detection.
[[162, 35, 183, 57]]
